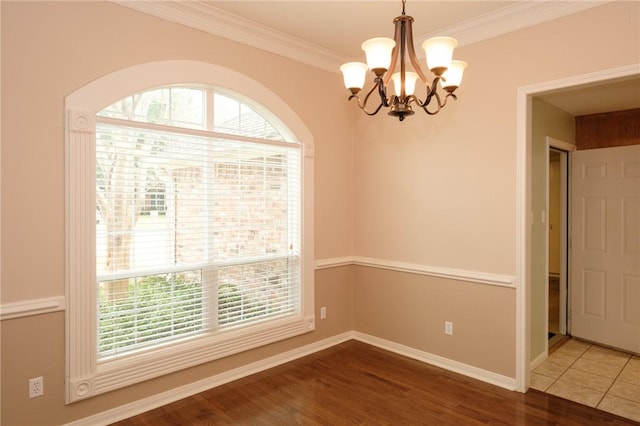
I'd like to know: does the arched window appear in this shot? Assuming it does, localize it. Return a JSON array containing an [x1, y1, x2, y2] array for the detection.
[[65, 61, 314, 403]]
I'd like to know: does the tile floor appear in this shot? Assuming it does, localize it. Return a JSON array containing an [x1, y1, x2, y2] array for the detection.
[[531, 338, 640, 422]]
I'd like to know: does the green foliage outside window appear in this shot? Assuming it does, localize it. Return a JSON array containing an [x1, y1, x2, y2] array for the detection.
[[98, 272, 203, 355], [98, 272, 278, 356]]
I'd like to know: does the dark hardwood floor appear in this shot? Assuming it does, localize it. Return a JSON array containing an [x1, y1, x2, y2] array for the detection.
[[112, 340, 638, 425]]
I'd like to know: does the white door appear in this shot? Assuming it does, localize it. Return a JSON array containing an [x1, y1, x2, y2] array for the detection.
[[571, 144, 640, 354]]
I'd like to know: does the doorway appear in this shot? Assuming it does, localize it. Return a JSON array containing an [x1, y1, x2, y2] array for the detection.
[[515, 64, 640, 392], [547, 144, 570, 347]]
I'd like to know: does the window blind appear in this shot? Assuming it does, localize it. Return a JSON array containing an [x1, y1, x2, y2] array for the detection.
[[96, 122, 301, 359]]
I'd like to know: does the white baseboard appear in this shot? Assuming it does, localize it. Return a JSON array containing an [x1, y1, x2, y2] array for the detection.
[[66, 330, 518, 425], [530, 350, 548, 371], [65, 332, 353, 426], [353, 332, 517, 391]]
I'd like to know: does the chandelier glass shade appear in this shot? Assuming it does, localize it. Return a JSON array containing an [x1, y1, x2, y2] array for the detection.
[[340, 0, 467, 121]]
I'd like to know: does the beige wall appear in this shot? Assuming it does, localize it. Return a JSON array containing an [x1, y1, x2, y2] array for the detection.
[[354, 1, 638, 273], [352, 1, 637, 375], [2, 0, 639, 424], [353, 267, 516, 377]]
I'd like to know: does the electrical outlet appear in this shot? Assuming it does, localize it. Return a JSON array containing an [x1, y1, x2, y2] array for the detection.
[[320, 306, 327, 319], [29, 377, 44, 398], [444, 321, 453, 336]]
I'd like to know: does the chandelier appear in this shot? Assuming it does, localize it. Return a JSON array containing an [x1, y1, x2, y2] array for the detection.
[[340, 0, 467, 121]]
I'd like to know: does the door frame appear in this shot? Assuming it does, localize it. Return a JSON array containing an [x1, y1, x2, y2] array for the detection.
[[514, 63, 639, 392], [546, 138, 575, 343]]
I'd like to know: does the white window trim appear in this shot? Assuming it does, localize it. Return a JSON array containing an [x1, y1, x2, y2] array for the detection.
[[65, 60, 315, 403]]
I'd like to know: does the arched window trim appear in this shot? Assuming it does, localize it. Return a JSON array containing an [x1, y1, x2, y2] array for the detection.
[[65, 60, 315, 403]]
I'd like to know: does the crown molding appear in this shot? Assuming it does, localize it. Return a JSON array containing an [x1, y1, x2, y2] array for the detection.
[[112, 0, 610, 74], [111, 0, 350, 73], [417, 0, 611, 49]]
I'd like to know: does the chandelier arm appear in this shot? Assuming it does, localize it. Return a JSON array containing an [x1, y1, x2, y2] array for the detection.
[[348, 94, 386, 116], [383, 18, 404, 86], [362, 102, 386, 116], [347, 79, 388, 116], [362, 79, 381, 107], [421, 91, 443, 115], [416, 75, 441, 108], [404, 18, 431, 87], [359, 97, 386, 116], [441, 92, 457, 109], [405, 94, 419, 107], [376, 78, 391, 107], [421, 92, 457, 115]]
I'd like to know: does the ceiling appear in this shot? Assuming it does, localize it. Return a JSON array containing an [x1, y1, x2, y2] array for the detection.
[[204, 1, 516, 59], [116, 0, 639, 117], [537, 75, 640, 116]]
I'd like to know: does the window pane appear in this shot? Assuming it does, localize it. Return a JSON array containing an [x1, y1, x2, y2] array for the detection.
[[218, 257, 299, 327], [134, 88, 170, 124], [211, 148, 300, 260], [214, 93, 285, 141], [98, 96, 134, 120], [98, 270, 203, 358], [213, 94, 240, 133], [98, 87, 206, 130], [96, 124, 208, 274], [99, 88, 286, 137], [170, 88, 205, 128], [94, 86, 301, 362], [96, 123, 300, 276]]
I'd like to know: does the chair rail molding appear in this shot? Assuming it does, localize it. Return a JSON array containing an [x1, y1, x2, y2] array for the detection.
[[315, 256, 514, 288], [0, 296, 66, 320], [2, 257, 514, 321]]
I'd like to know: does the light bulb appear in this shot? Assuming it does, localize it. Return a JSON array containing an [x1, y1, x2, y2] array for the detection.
[[441, 60, 467, 91], [361, 37, 396, 75], [340, 62, 369, 92], [391, 71, 419, 96], [422, 36, 457, 76]]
